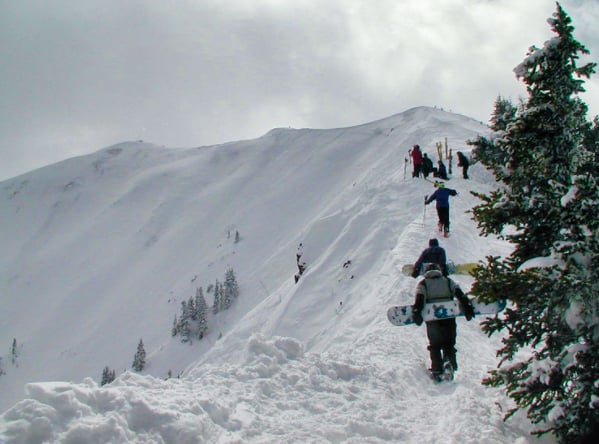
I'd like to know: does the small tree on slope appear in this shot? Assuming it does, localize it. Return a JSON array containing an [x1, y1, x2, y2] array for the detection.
[[468, 4, 598, 442], [132, 339, 146, 372]]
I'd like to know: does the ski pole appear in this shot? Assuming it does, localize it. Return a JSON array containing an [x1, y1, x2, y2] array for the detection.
[[423, 195, 428, 226], [404, 157, 408, 182]]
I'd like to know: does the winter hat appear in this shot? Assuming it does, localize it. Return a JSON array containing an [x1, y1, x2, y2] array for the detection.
[[429, 238, 439, 247]]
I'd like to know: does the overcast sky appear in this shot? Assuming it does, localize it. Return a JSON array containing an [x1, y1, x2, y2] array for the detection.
[[1, 0, 598, 181]]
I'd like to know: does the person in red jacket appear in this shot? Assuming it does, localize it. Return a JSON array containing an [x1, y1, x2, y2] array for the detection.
[[410, 145, 423, 178]]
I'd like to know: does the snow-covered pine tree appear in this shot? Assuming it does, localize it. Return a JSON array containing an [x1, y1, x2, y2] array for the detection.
[[132, 339, 146, 372], [101, 366, 116, 385], [11, 338, 17, 365], [187, 295, 196, 321], [469, 96, 517, 168], [171, 315, 178, 337], [469, 4, 598, 442], [195, 287, 208, 339], [178, 300, 192, 343], [213, 280, 221, 314], [222, 267, 239, 310]]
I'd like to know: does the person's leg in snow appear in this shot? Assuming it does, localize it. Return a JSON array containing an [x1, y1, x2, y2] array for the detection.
[[426, 319, 457, 379], [436, 207, 450, 236]]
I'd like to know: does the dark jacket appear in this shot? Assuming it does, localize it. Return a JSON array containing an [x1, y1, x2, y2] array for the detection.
[[413, 246, 447, 277], [423, 155, 434, 172], [457, 152, 470, 167], [426, 188, 457, 208]]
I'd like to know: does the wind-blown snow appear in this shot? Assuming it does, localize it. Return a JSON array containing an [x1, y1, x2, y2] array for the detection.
[[0, 107, 554, 443]]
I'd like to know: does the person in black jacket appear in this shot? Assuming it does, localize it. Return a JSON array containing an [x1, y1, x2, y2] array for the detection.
[[435, 160, 449, 180], [457, 151, 470, 179], [422, 154, 434, 178], [411, 263, 475, 381], [412, 238, 447, 277]]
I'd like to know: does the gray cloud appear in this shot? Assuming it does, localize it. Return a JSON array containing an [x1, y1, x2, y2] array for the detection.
[[0, 0, 598, 180]]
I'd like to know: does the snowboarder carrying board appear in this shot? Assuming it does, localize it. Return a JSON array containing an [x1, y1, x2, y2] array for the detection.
[[425, 181, 457, 237], [412, 238, 448, 277], [412, 263, 475, 382]]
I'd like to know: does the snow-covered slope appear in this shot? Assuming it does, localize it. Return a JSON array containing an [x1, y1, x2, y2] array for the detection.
[[0, 107, 552, 443]]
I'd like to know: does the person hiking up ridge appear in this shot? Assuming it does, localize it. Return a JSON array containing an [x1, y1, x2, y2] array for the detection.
[[411, 263, 475, 381], [457, 151, 470, 179], [422, 153, 434, 178], [410, 145, 423, 178], [412, 238, 448, 277], [425, 181, 457, 237]]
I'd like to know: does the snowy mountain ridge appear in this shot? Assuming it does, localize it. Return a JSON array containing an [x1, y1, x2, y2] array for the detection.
[[0, 107, 551, 443]]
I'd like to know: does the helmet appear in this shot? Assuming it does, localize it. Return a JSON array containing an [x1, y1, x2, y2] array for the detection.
[[434, 181, 445, 188]]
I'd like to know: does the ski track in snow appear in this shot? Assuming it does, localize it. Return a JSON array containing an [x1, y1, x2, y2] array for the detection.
[[0, 108, 555, 443]]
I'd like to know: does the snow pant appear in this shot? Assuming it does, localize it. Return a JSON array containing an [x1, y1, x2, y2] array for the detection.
[[462, 165, 469, 179], [426, 318, 457, 372], [436, 207, 450, 233], [413, 164, 422, 178]]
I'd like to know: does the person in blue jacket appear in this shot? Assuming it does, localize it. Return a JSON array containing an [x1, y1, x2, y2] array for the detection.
[[426, 181, 457, 237]]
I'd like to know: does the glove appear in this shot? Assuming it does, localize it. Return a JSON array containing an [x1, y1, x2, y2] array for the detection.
[[461, 300, 475, 321], [411, 269, 419, 279], [412, 306, 423, 326]]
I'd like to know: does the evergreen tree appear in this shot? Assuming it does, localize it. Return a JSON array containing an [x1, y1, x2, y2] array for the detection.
[[195, 287, 208, 339], [470, 96, 517, 167], [171, 315, 178, 337], [187, 295, 196, 321], [11, 338, 17, 365], [132, 339, 146, 372], [171, 287, 210, 343], [101, 366, 116, 386], [469, 4, 598, 442], [213, 280, 222, 314], [234, 230, 240, 243], [0, 357, 5, 376], [223, 268, 239, 310], [178, 300, 192, 343]]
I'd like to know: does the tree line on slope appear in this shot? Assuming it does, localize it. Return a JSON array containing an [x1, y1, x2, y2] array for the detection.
[[172, 267, 239, 343], [100, 267, 240, 385]]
